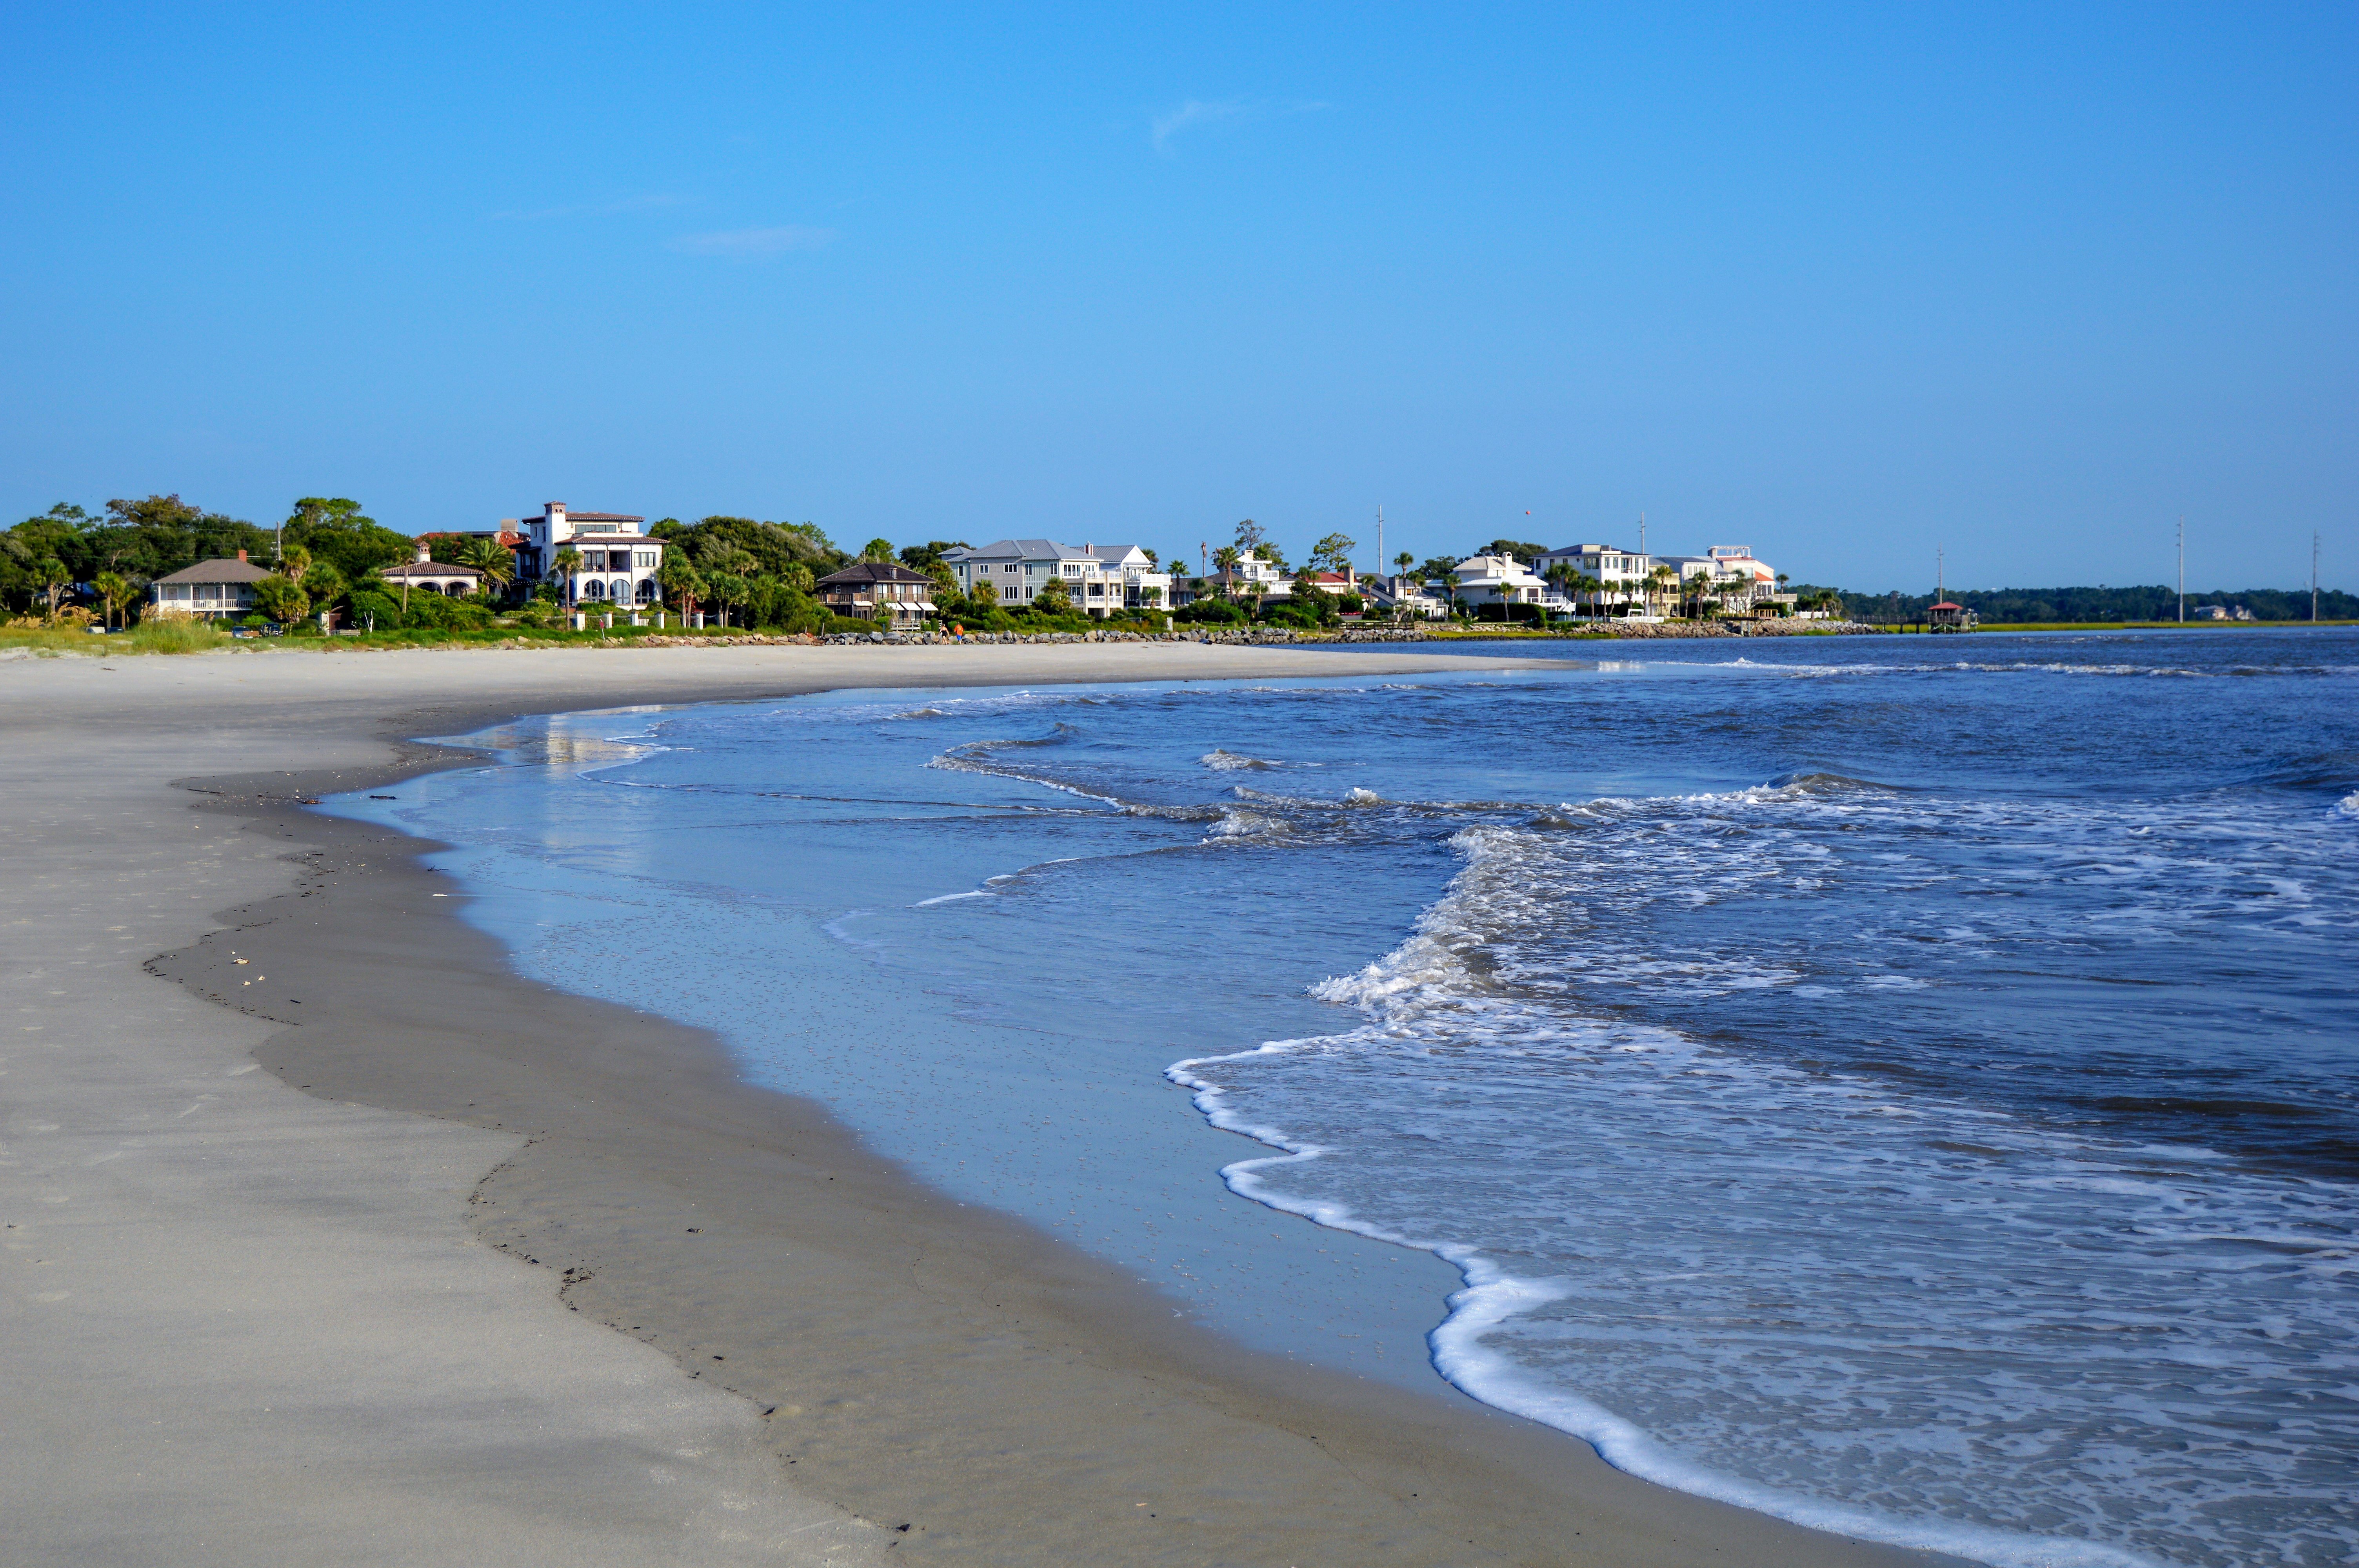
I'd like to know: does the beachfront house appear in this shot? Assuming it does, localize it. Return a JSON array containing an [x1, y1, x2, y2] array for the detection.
[[1703, 546, 1777, 604], [1364, 573, 1450, 620], [378, 541, 486, 599], [512, 503, 667, 607], [1451, 554, 1550, 617], [150, 552, 271, 618], [1531, 543, 1654, 615], [817, 561, 938, 624], [1168, 553, 1291, 610], [1660, 547, 1780, 615], [939, 539, 1171, 618]]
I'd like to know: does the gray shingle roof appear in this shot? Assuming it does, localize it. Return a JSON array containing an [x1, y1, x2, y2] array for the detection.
[[941, 539, 1148, 564], [153, 558, 272, 585]]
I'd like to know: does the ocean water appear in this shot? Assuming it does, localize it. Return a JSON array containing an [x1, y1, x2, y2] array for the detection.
[[325, 629, 2359, 1568]]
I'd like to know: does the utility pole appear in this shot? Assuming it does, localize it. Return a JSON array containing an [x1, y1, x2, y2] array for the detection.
[[2178, 517, 2185, 623], [1639, 512, 1647, 557], [1376, 505, 1385, 589], [2315, 531, 2322, 622]]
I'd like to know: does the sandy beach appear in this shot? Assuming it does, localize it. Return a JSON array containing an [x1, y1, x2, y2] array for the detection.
[[2, 642, 1962, 1567]]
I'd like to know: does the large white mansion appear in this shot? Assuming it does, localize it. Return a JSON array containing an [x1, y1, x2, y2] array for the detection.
[[511, 503, 667, 606], [939, 539, 1171, 617]]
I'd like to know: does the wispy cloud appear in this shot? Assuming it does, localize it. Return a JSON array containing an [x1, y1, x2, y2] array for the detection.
[[665, 225, 839, 258], [1151, 97, 1329, 155], [490, 192, 692, 222]]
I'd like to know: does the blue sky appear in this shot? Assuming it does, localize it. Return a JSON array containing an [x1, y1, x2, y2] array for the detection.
[[4, 3, 2351, 590]]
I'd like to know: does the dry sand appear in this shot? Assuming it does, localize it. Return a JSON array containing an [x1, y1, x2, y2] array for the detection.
[[2, 643, 1965, 1566]]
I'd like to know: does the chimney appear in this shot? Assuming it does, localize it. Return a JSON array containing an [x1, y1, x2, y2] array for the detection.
[[416, 542, 432, 563], [236, 548, 247, 562]]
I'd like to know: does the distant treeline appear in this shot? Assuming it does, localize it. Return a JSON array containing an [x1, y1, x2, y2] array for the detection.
[[1789, 583, 2357, 623]]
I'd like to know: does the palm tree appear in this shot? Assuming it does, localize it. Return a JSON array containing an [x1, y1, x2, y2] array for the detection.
[[91, 571, 128, 630], [657, 553, 705, 621], [456, 536, 516, 600], [1544, 561, 1587, 620], [550, 546, 583, 608], [1578, 572, 1606, 617], [33, 557, 69, 621], [702, 548, 757, 626], [1211, 545, 1241, 600], [1647, 564, 1677, 619], [705, 570, 743, 627]]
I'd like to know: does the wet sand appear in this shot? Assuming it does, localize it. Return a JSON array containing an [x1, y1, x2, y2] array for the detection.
[[2, 644, 1964, 1566]]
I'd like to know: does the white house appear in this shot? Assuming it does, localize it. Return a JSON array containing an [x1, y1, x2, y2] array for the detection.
[[150, 552, 270, 618], [1365, 573, 1450, 620], [378, 542, 485, 598], [1660, 547, 1780, 613], [513, 503, 667, 607], [1451, 554, 1549, 614], [1704, 545, 1776, 593], [940, 539, 1171, 617], [1167, 550, 1296, 609], [1530, 541, 1780, 615], [1531, 543, 1655, 613]]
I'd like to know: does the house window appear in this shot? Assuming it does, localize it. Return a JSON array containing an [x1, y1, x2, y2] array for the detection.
[[584, 579, 605, 599]]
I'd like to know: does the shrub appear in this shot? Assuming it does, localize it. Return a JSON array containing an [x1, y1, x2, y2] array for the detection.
[[1175, 598, 1245, 624], [1260, 597, 1329, 629], [251, 575, 309, 624], [401, 592, 493, 630], [347, 589, 405, 630]]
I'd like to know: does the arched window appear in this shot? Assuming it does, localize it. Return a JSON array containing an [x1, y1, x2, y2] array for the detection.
[[444, 582, 468, 597], [583, 578, 605, 599], [634, 578, 657, 603]]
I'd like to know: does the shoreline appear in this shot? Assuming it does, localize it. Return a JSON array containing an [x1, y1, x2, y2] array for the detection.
[[7, 645, 1962, 1566]]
